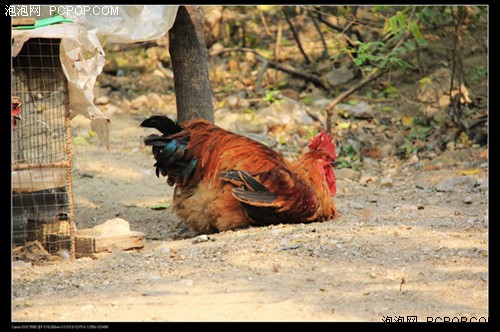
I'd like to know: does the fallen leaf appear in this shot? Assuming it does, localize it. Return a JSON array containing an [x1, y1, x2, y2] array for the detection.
[[361, 146, 381, 159], [423, 164, 441, 171], [401, 115, 414, 127], [337, 121, 351, 129], [461, 169, 479, 176], [150, 203, 172, 210], [479, 149, 488, 159], [459, 132, 469, 146]]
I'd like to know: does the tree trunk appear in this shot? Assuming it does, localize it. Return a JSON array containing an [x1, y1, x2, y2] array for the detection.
[[169, 6, 214, 123]]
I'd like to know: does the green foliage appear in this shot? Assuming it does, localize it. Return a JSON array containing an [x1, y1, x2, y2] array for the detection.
[[470, 65, 487, 85], [384, 84, 399, 98], [399, 137, 418, 157], [336, 143, 361, 169], [72, 136, 90, 145], [406, 125, 432, 140], [301, 96, 314, 106], [149, 203, 172, 210], [399, 120, 433, 157], [263, 88, 283, 103]]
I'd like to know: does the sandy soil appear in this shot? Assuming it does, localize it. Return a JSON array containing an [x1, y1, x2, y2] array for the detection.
[[11, 111, 488, 323]]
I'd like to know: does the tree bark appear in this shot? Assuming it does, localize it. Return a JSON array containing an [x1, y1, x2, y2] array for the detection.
[[169, 6, 214, 123]]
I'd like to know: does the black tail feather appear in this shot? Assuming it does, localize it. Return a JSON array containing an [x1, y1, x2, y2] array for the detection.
[[140, 115, 182, 136]]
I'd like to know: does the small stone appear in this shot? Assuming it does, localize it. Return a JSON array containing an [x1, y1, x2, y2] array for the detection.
[[463, 196, 473, 204], [179, 279, 193, 287], [339, 101, 374, 119], [349, 201, 364, 210], [335, 168, 361, 181], [480, 273, 488, 282], [313, 98, 331, 108], [12, 260, 32, 269], [380, 177, 393, 188], [130, 95, 149, 109], [435, 176, 477, 192], [94, 96, 109, 105], [396, 204, 418, 211], [326, 65, 355, 86], [155, 243, 171, 255], [192, 235, 209, 244], [478, 179, 488, 192], [422, 247, 432, 254], [76, 257, 93, 262], [466, 218, 476, 224]]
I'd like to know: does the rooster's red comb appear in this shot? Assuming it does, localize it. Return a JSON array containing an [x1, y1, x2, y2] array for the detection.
[[308, 130, 336, 158]]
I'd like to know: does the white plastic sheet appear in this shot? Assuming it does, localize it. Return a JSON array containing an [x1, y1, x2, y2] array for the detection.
[[64, 5, 178, 45]]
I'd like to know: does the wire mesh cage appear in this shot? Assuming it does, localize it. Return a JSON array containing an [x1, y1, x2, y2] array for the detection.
[[12, 38, 76, 260]]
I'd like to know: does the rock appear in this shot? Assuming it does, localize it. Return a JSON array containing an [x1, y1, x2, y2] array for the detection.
[[227, 91, 248, 108], [155, 243, 171, 255], [422, 247, 432, 254], [130, 95, 149, 109], [338, 101, 374, 119], [380, 177, 393, 188], [94, 96, 109, 105], [12, 260, 32, 269], [280, 88, 299, 100], [215, 108, 266, 134], [466, 218, 476, 224], [256, 98, 314, 127], [477, 178, 488, 192], [192, 234, 210, 244], [313, 98, 331, 108], [326, 65, 355, 86], [335, 168, 361, 181], [152, 69, 166, 78], [179, 279, 193, 287], [76, 257, 93, 262], [396, 204, 418, 211], [480, 273, 488, 282], [91, 218, 131, 236], [380, 144, 396, 158], [435, 176, 477, 192], [349, 201, 364, 210], [463, 196, 473, 204]]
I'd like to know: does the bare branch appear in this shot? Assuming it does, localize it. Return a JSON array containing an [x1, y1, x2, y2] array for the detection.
[[282, 7, 312, 64]]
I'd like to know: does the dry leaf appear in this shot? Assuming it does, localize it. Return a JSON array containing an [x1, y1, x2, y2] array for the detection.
[[459, 132, 469, 146], [461, 169, 479, 176], [423, 164, 441, 171], [479, 149, 488, 159], [401, 115, 414, 127], [337, 121, 351, 129]]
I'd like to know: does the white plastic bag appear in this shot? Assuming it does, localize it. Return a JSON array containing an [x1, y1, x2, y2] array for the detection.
[[64, 5, 179, 45]]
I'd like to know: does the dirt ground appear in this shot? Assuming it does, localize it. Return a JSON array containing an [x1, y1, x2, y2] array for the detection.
[[11, 110, 488, 323]]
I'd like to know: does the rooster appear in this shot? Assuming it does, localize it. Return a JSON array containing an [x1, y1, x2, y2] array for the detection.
[[141, 115, 338, 233], [12, 96, 23, 128]]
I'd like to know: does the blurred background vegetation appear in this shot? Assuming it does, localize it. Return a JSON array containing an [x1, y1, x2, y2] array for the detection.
[[94, 5, 487, 170]]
